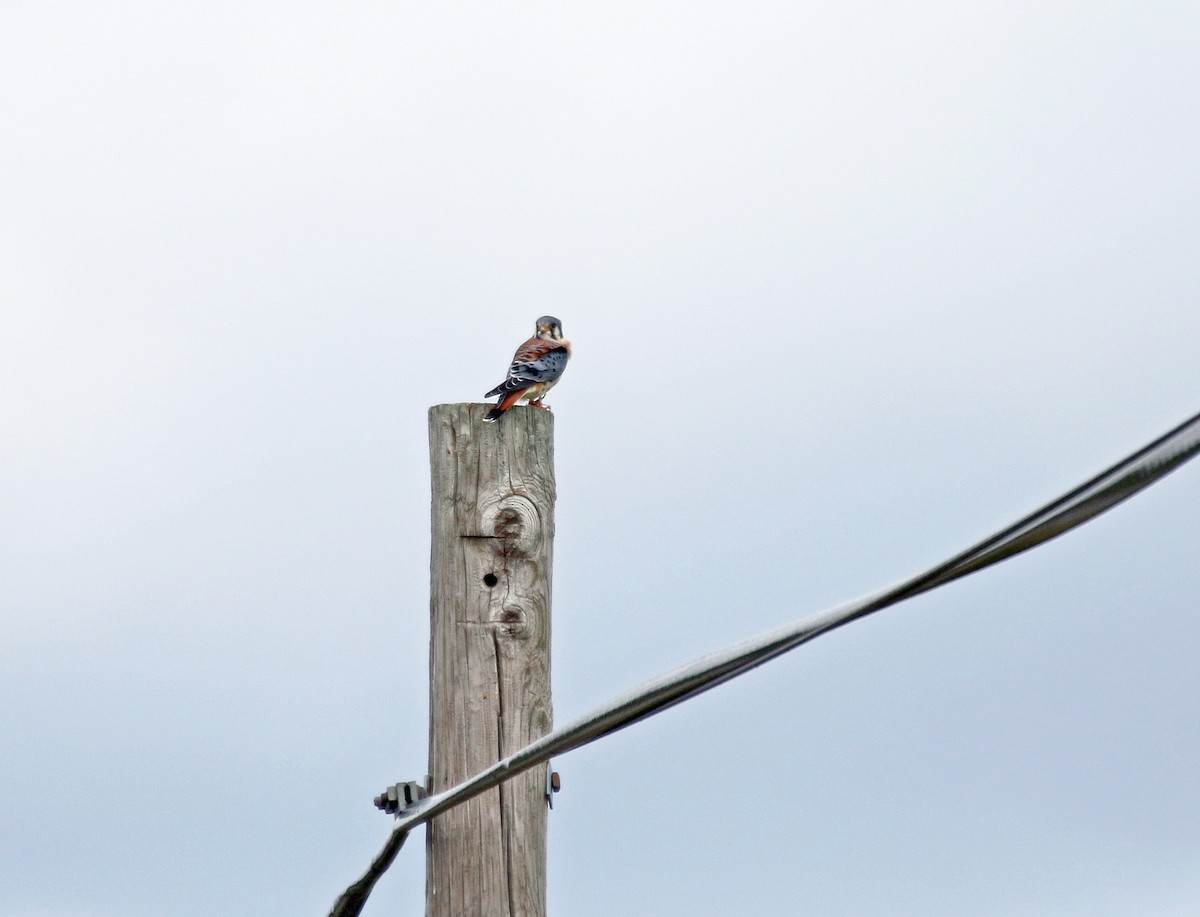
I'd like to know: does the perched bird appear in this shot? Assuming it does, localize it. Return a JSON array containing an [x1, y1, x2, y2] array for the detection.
[[483, 316, 572, 423]]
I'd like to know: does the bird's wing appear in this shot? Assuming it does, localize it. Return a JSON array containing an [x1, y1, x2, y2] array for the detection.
[[485, 339, 569, 396]]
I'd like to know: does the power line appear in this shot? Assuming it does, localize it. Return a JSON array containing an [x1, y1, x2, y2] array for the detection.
[[330, 408, 1200, 917]]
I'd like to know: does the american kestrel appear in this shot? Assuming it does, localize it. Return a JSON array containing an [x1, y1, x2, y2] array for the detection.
[[483, 316, 572, 423]]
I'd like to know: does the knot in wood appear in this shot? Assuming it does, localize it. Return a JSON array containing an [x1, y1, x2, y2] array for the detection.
[[481, 495, 542, 556], [490, 603, 529, 637]]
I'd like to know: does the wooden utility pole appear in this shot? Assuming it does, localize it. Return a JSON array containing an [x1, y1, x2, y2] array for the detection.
[[426, 403, 555, 917]]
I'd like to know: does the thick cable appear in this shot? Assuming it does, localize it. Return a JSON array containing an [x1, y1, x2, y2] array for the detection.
[[331, 409, 1200, 917]]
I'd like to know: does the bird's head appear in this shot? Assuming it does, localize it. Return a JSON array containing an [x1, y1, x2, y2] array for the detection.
[[535, 316, 564, 341]]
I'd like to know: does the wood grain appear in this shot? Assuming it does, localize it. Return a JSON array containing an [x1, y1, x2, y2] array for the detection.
[[426, 403, 554, 917]]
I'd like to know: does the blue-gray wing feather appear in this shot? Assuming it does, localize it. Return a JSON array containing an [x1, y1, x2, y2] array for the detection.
[[485, 347, 568, 396]]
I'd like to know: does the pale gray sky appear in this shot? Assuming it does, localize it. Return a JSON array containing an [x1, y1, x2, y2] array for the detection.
[[2, 3, 1199, 915]]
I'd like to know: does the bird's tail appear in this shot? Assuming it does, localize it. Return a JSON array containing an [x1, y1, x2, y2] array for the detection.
[[482, 389, 524, 423]]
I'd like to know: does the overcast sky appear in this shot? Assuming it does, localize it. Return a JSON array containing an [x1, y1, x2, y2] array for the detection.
[[3, 3, 1199, 915]]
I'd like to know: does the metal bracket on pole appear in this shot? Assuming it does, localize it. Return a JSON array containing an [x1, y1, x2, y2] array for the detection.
[[544, 762, 561, 809], [374, 781, 428, 816]]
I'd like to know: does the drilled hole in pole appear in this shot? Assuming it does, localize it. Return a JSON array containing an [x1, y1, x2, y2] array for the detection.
[[482, 573, 499, 588]]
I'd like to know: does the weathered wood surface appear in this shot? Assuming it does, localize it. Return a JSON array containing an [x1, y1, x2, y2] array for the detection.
[[426, 403, 555, 917]]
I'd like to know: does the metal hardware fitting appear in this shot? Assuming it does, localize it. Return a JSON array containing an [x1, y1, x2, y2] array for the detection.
[[374, 781, 428, 815]]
